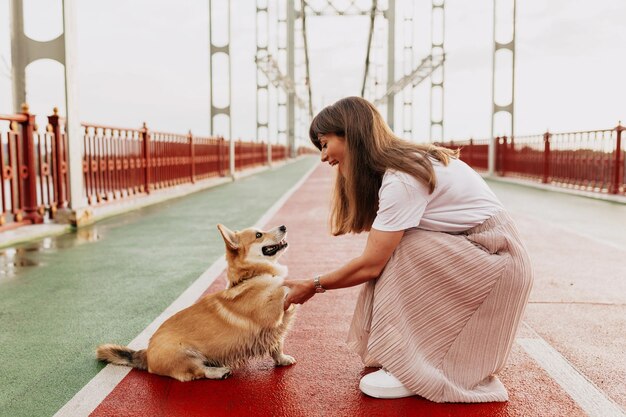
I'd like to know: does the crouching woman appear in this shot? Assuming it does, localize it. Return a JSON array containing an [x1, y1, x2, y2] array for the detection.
[[283, 96, 533, 403]]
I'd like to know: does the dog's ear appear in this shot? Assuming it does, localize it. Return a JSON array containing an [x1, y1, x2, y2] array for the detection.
[[217, 224, 239, 251]]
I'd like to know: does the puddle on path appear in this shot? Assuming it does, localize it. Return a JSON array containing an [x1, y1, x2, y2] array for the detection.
[[0, 226, 103, 282], [0, 194, 185, 283]]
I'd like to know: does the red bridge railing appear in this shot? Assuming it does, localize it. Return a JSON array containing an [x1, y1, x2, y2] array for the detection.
[[81, 123, 293, 206], [439, 124, 625, 195], [13, 110, 622, 230], [0, 106, 69, 231], [0, 108, 308, 230]]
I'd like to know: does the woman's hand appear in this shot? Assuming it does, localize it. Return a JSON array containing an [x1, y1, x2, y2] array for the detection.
[[283, 279, 316, 310]]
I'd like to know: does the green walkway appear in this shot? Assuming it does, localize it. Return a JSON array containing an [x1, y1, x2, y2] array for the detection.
[[0, 157, 317, 417]]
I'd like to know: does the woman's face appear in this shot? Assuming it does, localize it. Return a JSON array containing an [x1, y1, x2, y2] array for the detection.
[[319, 133, 346, 174]]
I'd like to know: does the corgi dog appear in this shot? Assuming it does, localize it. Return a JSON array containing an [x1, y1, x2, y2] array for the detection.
[[96, 224, 296, 381]]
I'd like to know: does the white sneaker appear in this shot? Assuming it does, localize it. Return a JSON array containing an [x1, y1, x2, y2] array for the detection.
[[359, 369, 414, 399]]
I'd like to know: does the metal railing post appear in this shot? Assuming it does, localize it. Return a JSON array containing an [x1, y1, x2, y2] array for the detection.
[[543, 131, 551, 184], [47, 107, 69, 210], [498, 136, 507, 177], [141, 122, 151, 194], [19, 104, 43, 223], [611, 123, 624, 194], [235, 139, 240, 171], [188, 130, 195, 184], [219, 137, 225, 177]]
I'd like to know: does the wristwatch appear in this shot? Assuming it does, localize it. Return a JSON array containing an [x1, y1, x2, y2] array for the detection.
[[313, 275, 326, 293]]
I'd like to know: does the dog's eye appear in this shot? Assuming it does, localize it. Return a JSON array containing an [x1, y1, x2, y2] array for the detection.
[[255, 232, 262, 239]]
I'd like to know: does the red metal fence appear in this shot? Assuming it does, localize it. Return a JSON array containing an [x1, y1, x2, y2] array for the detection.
[[81, 123, 294, 205], [9, 108, 620, 232], [234, 141, 267, 170], [0, 108, 309, 230], [0, 106, 69, 231], [439, 124, 625, 195]]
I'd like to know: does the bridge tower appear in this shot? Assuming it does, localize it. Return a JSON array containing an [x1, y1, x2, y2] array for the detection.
[[208, 0, 234, 175], [364, 0, 445, 142], [9, 0, 85, 210], [490, 0, 516, 175], [256, 0, 312, 161]]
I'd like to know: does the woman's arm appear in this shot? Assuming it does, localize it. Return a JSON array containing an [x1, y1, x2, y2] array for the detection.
[[283, 228, 405, 308]]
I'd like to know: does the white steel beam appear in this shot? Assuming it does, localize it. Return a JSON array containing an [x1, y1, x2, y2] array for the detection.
[[489, 0, 516, 175], [374, 53, 444, 106], [256, 0, 271, 163], [430, 0, 445, 142], [10, 0, 86, 210], [287, 0, 296, 157], [208, 0, 233, 176], [255, 53, 306, 109]]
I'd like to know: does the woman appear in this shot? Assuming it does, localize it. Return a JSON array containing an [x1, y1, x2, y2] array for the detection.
[[283, 96, 533, 403]]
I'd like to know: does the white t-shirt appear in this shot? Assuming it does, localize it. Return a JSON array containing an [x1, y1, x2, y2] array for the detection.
[[372, 158, 504, 233]]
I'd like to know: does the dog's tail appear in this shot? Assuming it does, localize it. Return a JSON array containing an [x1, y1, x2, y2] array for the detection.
[[96, 344, 148, 370]]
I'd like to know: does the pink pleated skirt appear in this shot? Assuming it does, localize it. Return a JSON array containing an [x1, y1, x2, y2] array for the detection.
[[347, 210, 533, 403]]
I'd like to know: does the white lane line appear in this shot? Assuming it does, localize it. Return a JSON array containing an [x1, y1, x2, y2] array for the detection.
[[518, 337, 626, 417], [54, 161, 319, 417]]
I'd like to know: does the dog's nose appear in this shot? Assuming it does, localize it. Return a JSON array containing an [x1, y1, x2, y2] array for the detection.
[[279, 225, 286, 232]]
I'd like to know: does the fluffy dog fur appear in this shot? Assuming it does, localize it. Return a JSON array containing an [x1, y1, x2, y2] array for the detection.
[[96, 224, 296, 381]]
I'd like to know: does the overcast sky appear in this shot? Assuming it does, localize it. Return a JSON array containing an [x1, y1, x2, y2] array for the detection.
[[1, 0, 625, 144]]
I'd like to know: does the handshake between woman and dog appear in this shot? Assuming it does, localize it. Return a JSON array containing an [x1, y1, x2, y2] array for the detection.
[[96, 224, 296, 381]]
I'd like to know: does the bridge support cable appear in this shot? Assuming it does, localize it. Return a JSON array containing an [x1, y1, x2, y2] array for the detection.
[[297, 0, 383, 148], [430, 0, 445, 142], [294, 2, 313, 149], [255, 0, 306, 158], [268, 1, 423, 144], [298, 0, 388, 99], [373, 19, 386, 104], [364, 0, 446, 140], [490, 0, 517, 175], [360, 1, 378, 98], [256, 2, 311, 156], [362, 1, 395, 128], [300, 0, 314, 119], [386, 0, 396, 130]]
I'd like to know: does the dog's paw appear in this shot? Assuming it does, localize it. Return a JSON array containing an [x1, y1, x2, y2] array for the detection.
[[274, 354, 296, 366], [205, 366, 232, 379]]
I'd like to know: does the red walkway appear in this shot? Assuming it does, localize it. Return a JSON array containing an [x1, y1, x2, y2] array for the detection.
[[91, 165, 595, 417]]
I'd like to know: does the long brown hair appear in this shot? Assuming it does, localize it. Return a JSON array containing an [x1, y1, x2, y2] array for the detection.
[[309, 96, 458, 235]]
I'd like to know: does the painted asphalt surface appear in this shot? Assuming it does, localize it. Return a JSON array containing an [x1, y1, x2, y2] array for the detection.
[[0, 158, 317, 417], [1, 157, 625, 416], [83, 164, 626, 416]]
